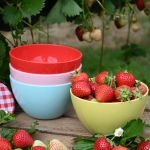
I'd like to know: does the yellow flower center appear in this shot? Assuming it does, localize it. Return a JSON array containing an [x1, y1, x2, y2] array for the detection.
[[118, 131, 122, 136]]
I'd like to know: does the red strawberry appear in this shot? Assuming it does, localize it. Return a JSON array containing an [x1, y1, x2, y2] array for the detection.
[[90, 29, 101, 41], [130, 86, 143, 100], [31, 146, 46, 150], [71, 70, 89, 85], [83, 95, 94, 101], [13, 130, 33, 148], [87, 0, 96, 7], [112, 146, 129, 150], [0, 138, 12, 150], [95, 84, 114, 102], [137, 84, 147, 95], [82, 31, 93, 43], [114, 18, 122, 29], [144, 1, 150, 9], [132, 23, 140, 32], [89, 82, 101, 96], [115, 71, 135, 87], [72, 80, 91, 98], [95, 71, 109, 84], [114, 85, 132, 102], [75, 26, 84, 41], [93, 137, 114, 150], [136, 0, 145, 11], [137, 140, 150, 150]]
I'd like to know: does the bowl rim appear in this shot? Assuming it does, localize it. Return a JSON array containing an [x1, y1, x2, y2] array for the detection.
[[9, 63, 82, 76], [70, 81, 149, 105], [9, 44, 82, 64], [10, 75, 72, 87]]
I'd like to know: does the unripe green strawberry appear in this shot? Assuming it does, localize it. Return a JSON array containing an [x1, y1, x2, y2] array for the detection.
[[144, 8, 150, 16], [82, 32, 93, 43], [119, 17, 128, 27], [144, 1, 150, 9], [48, 139, 69, 150], [32, 140, 47, 149], [132, 23, 140, 32], [90, 29, 101, 41]]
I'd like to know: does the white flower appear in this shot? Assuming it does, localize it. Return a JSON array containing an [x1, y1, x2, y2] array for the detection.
[[114, 127, 124, 137]]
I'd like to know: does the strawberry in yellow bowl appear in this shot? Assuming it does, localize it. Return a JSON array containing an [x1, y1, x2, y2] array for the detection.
[[70, 69, 149, 134]]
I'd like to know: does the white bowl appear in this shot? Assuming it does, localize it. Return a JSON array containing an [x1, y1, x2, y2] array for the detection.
[[9, 63, 82, 85]]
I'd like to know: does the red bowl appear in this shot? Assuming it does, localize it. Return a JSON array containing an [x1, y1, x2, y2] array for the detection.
[[9, 44, 82, 74]]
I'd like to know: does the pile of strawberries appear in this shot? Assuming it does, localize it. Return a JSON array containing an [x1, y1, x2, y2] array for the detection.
[[93, 136, 150, 150], [71, 69, 147, 102], [0, 129, 68, 150]]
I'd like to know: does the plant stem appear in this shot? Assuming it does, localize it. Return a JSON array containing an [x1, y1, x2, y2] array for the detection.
[[96, 0, 120, 17], [10, 26, 17, 47], [126, 9, 132, 45], [99, 0, 105, 73], [0, 32, 15, 47], [47, 23, 49, 44]]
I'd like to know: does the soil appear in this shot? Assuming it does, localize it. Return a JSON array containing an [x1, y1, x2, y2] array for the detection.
[[1, 12, 150, 49]]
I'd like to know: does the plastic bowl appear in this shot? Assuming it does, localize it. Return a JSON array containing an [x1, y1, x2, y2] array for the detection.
[[10, 75, 72, 119], [9, 44, 82, 74], [9, 63, 82, 85], [70, 82, 149, 134]]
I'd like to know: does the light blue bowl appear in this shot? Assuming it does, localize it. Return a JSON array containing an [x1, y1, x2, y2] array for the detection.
[[10, 75, 72, 119]]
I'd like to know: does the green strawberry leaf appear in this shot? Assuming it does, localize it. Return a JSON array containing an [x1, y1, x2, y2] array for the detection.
[[24, 121, 39, 134], [72, 140, 95, 150], [61, 0, 82, 17], [119, 118, 148, 146], [18, 0, 45, 16], [44, 0, 66, 24], [1, 128, 16, 141], [0, 40, 6, 68], [104, 0, 115, 16], [3, 5, 23, 26], [0, 110, 16, 124]]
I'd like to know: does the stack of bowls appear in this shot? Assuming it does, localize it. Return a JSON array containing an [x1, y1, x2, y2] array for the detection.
[[9, 44, 82, 119]]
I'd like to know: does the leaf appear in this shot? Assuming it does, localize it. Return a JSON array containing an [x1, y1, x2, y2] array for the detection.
[[24, 121, 39, 134], [3, 5, 22, 26], [44, 0, 66, 24], [0, 110, 16, 124], [119, 118, 148, 146], [72, 140, 94, 150], [19, 0, 45, 16], [104, 0, 115, 15], [1, 128, 16, 141], [61, 0, 82, 17], [132, 48, 146, 57], [0, 40, 6, 67]]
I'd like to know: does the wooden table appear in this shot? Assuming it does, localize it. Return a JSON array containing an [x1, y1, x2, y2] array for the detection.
[[1, 97, 150, 150]]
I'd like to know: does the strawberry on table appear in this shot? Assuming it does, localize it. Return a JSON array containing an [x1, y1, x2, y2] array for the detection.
[[93, 137, 114, 150], [48, 139, 68, 150], [114, 85, 132, 102], [0, 137, 12, 150], [95, 71, 109, 84], [12, 130, 33, 148], [71, 70, 89, 85], [31, 146, 46, 150], [95, 84, 114, 102], [112, 146, 129, 150], [32, 140, 47, 149], [137, 140, 150, 150], [115, 70, 135, 87], [72, 80, 91, 98]]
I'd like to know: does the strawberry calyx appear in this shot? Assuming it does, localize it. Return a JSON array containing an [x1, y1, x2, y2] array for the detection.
[[116, 87, 132, 102], [104, 72, 116, 88], [132, 87, 143, 99]]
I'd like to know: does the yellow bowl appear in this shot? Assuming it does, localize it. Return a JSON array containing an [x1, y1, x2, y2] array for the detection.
[[70, 82, 149, 134]]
